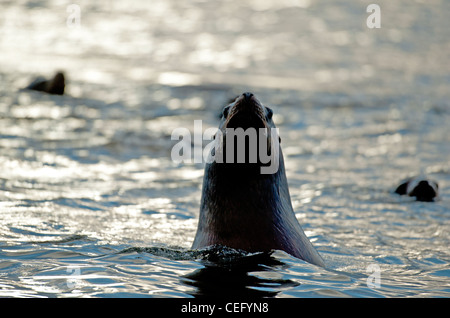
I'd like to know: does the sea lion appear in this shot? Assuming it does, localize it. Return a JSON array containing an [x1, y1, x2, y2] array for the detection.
[[192, 92, 325, 267], [395, 177, 439, 202], [26, 72, 65, 95]]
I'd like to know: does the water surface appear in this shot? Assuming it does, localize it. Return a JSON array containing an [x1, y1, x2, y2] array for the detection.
[[0, 0, 449, 298]]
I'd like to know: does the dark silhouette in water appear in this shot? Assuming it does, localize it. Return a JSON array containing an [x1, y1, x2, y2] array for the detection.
[[182, 247, 298, 298], [395, 177, 439, 202], [192, 92, 325, 267], [26, 72, 65, 95]]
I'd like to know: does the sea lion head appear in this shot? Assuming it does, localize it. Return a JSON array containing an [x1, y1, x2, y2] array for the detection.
[[222, 92, 272, 130], [395, 177, 439, 202], [408, 179, 439, 202], [48, 72, 65, 95], [210, 92, 279, 174]]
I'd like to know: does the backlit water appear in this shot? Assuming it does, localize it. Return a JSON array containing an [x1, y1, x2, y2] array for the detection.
[[0, 0, 449, 298]]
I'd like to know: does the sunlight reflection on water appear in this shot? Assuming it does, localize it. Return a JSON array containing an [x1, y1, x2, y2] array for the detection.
[[0, 0, 449, 298]]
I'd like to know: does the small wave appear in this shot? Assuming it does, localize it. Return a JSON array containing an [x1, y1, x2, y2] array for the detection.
[[34, 234, 93, 245], [118, 244, 271, 263]]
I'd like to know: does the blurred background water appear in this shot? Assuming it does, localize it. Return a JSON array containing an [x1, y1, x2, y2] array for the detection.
[[0, 0, 449, 298]]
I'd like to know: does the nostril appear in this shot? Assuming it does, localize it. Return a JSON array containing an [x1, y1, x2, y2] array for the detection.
[[243, 92, 254, 100]]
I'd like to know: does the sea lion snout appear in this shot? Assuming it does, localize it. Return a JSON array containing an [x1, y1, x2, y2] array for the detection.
[[243, 92, 254, 100], [225, 92, 267, 130]]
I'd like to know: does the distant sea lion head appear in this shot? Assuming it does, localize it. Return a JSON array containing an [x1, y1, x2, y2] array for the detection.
[[395, 177, 439, 202], [408, 179, 439, 202], [26, 71, 65, 95], [48, 72, 65, 95]]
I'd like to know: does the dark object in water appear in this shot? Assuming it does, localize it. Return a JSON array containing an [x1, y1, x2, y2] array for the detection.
[[192, 92, 325, 267], [395, 177, 439, 202], [26, 72, 65, 95]]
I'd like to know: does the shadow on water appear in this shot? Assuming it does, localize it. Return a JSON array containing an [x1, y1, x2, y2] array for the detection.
[[138, 245, 299, 298], [182, 256, 298, 298], [122, 245, 299, 297]]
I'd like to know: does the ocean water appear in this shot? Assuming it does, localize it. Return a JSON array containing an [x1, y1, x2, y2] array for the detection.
[[0, 0, 449, 298]]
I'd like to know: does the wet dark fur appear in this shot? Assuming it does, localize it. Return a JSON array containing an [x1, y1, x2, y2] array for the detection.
[[192, 93, 325, 267], [395, 177, 439, 202], [27, 72, 65, 95]]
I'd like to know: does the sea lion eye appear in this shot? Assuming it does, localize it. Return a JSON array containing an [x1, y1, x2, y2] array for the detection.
[[265, 107, 273, 119], [222, 106, 231, 118]]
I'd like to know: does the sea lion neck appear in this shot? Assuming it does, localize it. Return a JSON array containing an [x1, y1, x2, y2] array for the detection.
[[203, 158, 282, 214], [197, 159, 287, 251]]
